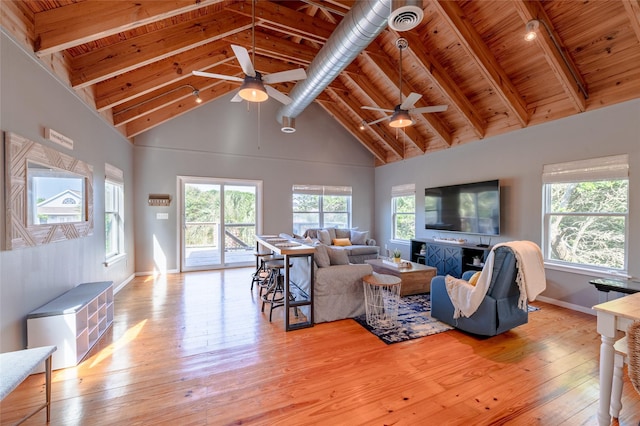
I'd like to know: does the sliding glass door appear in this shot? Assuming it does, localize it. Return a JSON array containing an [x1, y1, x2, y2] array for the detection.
[[180, 177, 261, 271]]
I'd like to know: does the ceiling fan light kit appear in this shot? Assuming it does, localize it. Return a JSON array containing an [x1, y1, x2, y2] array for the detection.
[[389, 108, 414, 128], [238, 74, 269, 103]]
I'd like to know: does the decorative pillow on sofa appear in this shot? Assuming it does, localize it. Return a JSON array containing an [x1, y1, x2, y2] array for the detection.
[[468, 271, 482, 286], [317, 229, 332, 246], [333, 238, 351, 246], [313, 243, 331, 268], [350, 229, 369, 245], [328, 247, 350, 265]]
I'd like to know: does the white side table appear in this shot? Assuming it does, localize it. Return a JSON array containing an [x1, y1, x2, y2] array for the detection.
[[363, 273, 402, 329]]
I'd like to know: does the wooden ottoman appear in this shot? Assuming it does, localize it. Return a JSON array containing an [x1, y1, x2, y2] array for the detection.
[[365, 258, 437, 296]]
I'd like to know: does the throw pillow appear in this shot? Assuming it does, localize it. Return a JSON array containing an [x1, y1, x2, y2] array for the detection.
[[325, 227, 337, 242], [468, 271, 482, 286], [350, 229, 368, 245], [328, 247, 350, 265], [333, 238, 351, 246], [317, 229, 332, 245], [313, 243, 330, 268]]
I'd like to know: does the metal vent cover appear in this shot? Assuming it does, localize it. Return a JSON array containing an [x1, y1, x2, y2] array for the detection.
[[388, 0, 424, 32]]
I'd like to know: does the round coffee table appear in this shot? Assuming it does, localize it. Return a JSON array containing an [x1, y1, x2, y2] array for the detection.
[[362, 273, 402, 329]]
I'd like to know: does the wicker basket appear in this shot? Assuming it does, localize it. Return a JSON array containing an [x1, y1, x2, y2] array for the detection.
[[627, 321, 640, 395]]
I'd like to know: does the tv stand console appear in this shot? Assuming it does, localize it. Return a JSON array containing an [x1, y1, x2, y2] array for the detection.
[[410, 238, 492, 278]]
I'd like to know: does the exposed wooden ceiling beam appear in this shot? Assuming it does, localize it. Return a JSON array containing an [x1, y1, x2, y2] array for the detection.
[[70, 10, 252, 88], [126, 81, 237, 137], [434, 0, 529, 127], [361, 50, 452, 148], [317, 99, 388, 164], [622, 0, 640, 43], [398, 31, 486, 140], [94, 39, 237, 110], [34, 0, 224, 56], [222, 30, 317, 66], [225, 1, 335, 43], [112, 66, 238, 126], [512, 1, 587, 112]]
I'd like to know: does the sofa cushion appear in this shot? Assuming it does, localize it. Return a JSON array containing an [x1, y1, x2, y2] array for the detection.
[[333, 238, 351, 246], [314, 243, 331, 268], [350, 229, 368, 245], [348, 245, 378, 256], [328, 247, 350, 265], [317, 229, 332, 246], [335, 228, 351, 239]]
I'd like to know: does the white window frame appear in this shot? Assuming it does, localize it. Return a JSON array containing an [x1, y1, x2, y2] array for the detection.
[[292, 185, 352, 234], [104, 163, 125, 266], [391, 184, 415, 242], [541, 154, 629, 277]]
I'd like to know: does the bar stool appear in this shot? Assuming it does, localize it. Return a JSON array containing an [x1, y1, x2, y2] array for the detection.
[[261, 259, 295, 322], [251, 251, 279, 291]]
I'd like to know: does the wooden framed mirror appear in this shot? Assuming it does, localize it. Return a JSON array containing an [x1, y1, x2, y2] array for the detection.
[[4, 132, 93, 250]]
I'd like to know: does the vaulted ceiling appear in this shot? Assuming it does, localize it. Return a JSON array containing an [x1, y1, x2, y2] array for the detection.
[[2, 0, 640, 165]]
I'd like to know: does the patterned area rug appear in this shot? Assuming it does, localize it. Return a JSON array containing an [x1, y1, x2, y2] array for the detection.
[[353, 293, 453, 345]]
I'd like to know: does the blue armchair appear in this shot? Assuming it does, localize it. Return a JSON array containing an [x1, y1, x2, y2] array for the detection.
[[430, 246, 528, 336]]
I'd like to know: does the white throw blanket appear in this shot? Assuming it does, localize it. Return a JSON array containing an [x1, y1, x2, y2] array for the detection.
[[445, 241, 546, 319]]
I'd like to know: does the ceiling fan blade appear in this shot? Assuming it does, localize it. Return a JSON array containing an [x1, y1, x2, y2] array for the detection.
[[263, 68, 307, 84], [192, 70, 243, 82], [230, 92, 244, 102], [265, 85, 292, 105], [400, 92, 422, 110], [231, 44, 256, 77], [411, 105, 449, 114], [368, 115, 391, 125], [361, 106, 394, 113]]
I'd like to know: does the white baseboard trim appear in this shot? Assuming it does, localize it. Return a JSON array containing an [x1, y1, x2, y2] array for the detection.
[[535, 295, 595, 316], [114, 274, 135, 294], [135, 269, 180, 277]]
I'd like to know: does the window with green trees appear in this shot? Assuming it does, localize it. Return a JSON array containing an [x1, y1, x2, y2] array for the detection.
[[105, 163, 124, 261], [392, 184, 415, 241], [292, 185, 351, 235], [542, 155, 628, 272]]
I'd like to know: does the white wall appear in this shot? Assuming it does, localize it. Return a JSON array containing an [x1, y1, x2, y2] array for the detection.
[[375, 98, 640, 311], [0, 31, 135, 351], [132, 93, 376, 273]]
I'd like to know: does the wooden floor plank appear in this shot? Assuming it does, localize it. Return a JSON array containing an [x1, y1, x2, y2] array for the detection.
[[1, 268, 639, 425]]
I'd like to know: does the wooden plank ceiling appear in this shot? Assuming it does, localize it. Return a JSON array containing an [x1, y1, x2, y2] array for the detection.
[[3, 0, 640, 166]]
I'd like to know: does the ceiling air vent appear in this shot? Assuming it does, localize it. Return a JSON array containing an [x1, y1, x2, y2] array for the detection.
[[388, 0, 424, 32]]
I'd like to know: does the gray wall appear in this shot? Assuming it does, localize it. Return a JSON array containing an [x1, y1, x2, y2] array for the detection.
[[0, 31, 135, 351], [132, 91, 376, 273], [375, 98, 640, 312]]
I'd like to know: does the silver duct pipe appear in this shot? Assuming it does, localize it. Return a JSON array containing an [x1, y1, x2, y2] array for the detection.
[[277, 0, 391, 126]]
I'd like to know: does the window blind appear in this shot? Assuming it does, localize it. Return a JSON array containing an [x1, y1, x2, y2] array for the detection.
[[542, 154, 628, 184], [292, 185, 352, 196], [105, 163, 124, 184], [391, 183, 415, 197]]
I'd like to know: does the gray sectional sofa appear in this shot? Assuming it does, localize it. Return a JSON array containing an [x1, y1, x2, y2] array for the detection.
[[302, 227, 379, 263]]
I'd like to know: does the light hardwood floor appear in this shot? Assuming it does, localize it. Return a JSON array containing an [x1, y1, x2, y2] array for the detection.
[[2, 268, 639, 425]]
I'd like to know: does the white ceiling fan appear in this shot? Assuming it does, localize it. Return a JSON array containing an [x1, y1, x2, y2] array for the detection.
[[192, 0, 306, 105], [361, 38, 447, 128]]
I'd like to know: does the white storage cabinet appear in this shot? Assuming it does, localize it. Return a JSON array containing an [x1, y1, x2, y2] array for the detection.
[[27, 281, 114, 370]]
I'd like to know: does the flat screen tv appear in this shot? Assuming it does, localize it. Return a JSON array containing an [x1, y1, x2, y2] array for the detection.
[[424, 179, 500, 235]]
